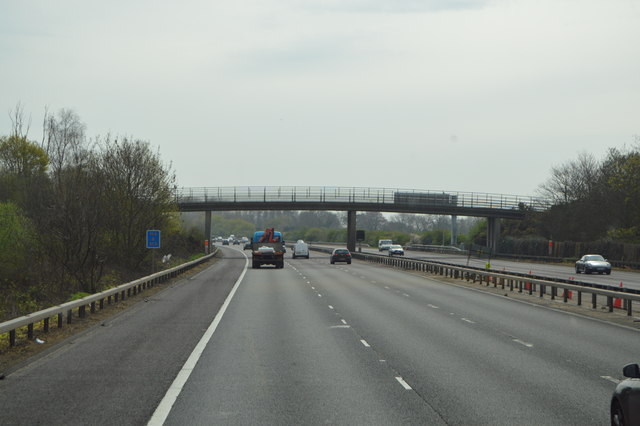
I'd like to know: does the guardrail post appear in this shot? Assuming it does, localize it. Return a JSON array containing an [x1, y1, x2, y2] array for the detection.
[[551, 287, 556, 300], [58, 313, 63, 328], [563, 289, 568, 303], [79, 305, 86, 318], [577, 291, 582, 306], [91, 302, 96, 313], [28, 323, 34, 339], [44, 317, 50, 333], [627, 300, 633, 316], [9, 329, 15, 346], [608, 296, 614, 312], [539, 284, 544, 298], [67, 309, 72, 324], [592, 294, 597, 309]]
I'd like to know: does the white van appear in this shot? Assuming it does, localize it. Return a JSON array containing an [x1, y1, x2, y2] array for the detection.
[[378, 239, 393, 251], [292, 240, 310, 259]]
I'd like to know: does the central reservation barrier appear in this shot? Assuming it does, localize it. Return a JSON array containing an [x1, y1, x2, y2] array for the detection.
[[311, 246, 640, 317]]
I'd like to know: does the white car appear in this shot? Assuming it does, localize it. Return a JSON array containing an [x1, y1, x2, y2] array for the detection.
[[378, 239, 393, 251], [388, 245, 404, 256]]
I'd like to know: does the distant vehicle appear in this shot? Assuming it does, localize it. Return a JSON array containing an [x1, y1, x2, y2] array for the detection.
[[251, 228, 285, 269], [292, 240, 309, 259], [243, 242, 252, 250], [610, 363, 640, 425], [388, 245, 404, 256], [222, 239, 230, 245], [378, 239, 393, 251], [575, 254, 611, 274], [331, 248, 351, 264]]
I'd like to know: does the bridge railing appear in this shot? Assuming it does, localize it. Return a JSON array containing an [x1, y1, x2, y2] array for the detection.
[[175, 186, 551, 212]]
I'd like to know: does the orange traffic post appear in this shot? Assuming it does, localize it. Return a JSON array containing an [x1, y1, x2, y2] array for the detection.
[[613, 282, 623, 309]]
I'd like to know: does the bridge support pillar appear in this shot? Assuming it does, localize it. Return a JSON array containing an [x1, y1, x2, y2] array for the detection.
[[487, 217, 500, 254], [450, 215, 458, 246], [204, 211, 212, 253], [347, 210, 356, 252]]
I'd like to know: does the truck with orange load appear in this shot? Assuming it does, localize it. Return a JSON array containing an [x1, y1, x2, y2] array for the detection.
[[251, 228, 285, 269]]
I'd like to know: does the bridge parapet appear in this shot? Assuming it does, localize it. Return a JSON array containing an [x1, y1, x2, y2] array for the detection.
[[175, 186, 551, 215]]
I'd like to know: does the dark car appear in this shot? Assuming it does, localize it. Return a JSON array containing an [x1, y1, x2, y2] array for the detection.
[[576, 254, 611, 274], [330, 248, 351, 264], [611, 363, 640, 425], [243, 242, 252, 250]]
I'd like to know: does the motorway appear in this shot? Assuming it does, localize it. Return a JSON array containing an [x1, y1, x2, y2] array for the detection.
[[347, 245, 640, 291], [1, 245, 639, 425]]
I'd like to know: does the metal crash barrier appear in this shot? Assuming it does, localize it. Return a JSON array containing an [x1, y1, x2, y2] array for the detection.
[[0, 250, 218, 347], [312, 246, 640, 317]]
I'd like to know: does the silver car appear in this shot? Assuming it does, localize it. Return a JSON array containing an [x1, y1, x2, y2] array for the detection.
[[575, 254, 611, 275], [388, 245, 404, 256]]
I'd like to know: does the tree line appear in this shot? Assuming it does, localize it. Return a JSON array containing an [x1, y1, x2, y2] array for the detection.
[[0, 107, 200, 320], [500, 139, 640, 260]]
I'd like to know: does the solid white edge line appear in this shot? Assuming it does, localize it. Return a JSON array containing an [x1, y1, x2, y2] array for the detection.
[[601, 375, 620, 384], [395, 377, 412, 390], [147, 253, 249, 426]]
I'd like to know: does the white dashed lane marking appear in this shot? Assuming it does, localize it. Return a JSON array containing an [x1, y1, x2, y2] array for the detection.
[[395, 377, 412, 390], [601, 376, 620, 384], [360, 339, 370, 348], [513, 339, 534, 348]]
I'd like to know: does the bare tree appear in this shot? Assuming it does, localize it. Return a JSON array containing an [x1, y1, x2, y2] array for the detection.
[[8, 102, 31, 138], [356, 211, 388, 230], [538, 152, 601, 204], [99, 136, 176, 270], [41, 108, 87, 176]]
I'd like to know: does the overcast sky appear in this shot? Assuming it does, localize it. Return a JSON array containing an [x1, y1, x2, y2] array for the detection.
[[1, 0, 639, 196]]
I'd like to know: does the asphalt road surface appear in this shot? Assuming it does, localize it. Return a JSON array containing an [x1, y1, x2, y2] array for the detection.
[[350, 245, 640, 291], [1, 245, 638, 425]]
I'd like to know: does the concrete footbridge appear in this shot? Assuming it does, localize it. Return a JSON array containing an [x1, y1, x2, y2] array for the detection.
[[175, 186, 551, 252]]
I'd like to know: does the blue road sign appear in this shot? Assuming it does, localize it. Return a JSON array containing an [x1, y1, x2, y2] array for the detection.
[[146, 230, 161, 249]]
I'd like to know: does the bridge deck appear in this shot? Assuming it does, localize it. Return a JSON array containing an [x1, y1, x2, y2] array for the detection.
[[175, 186, 549, 218]]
